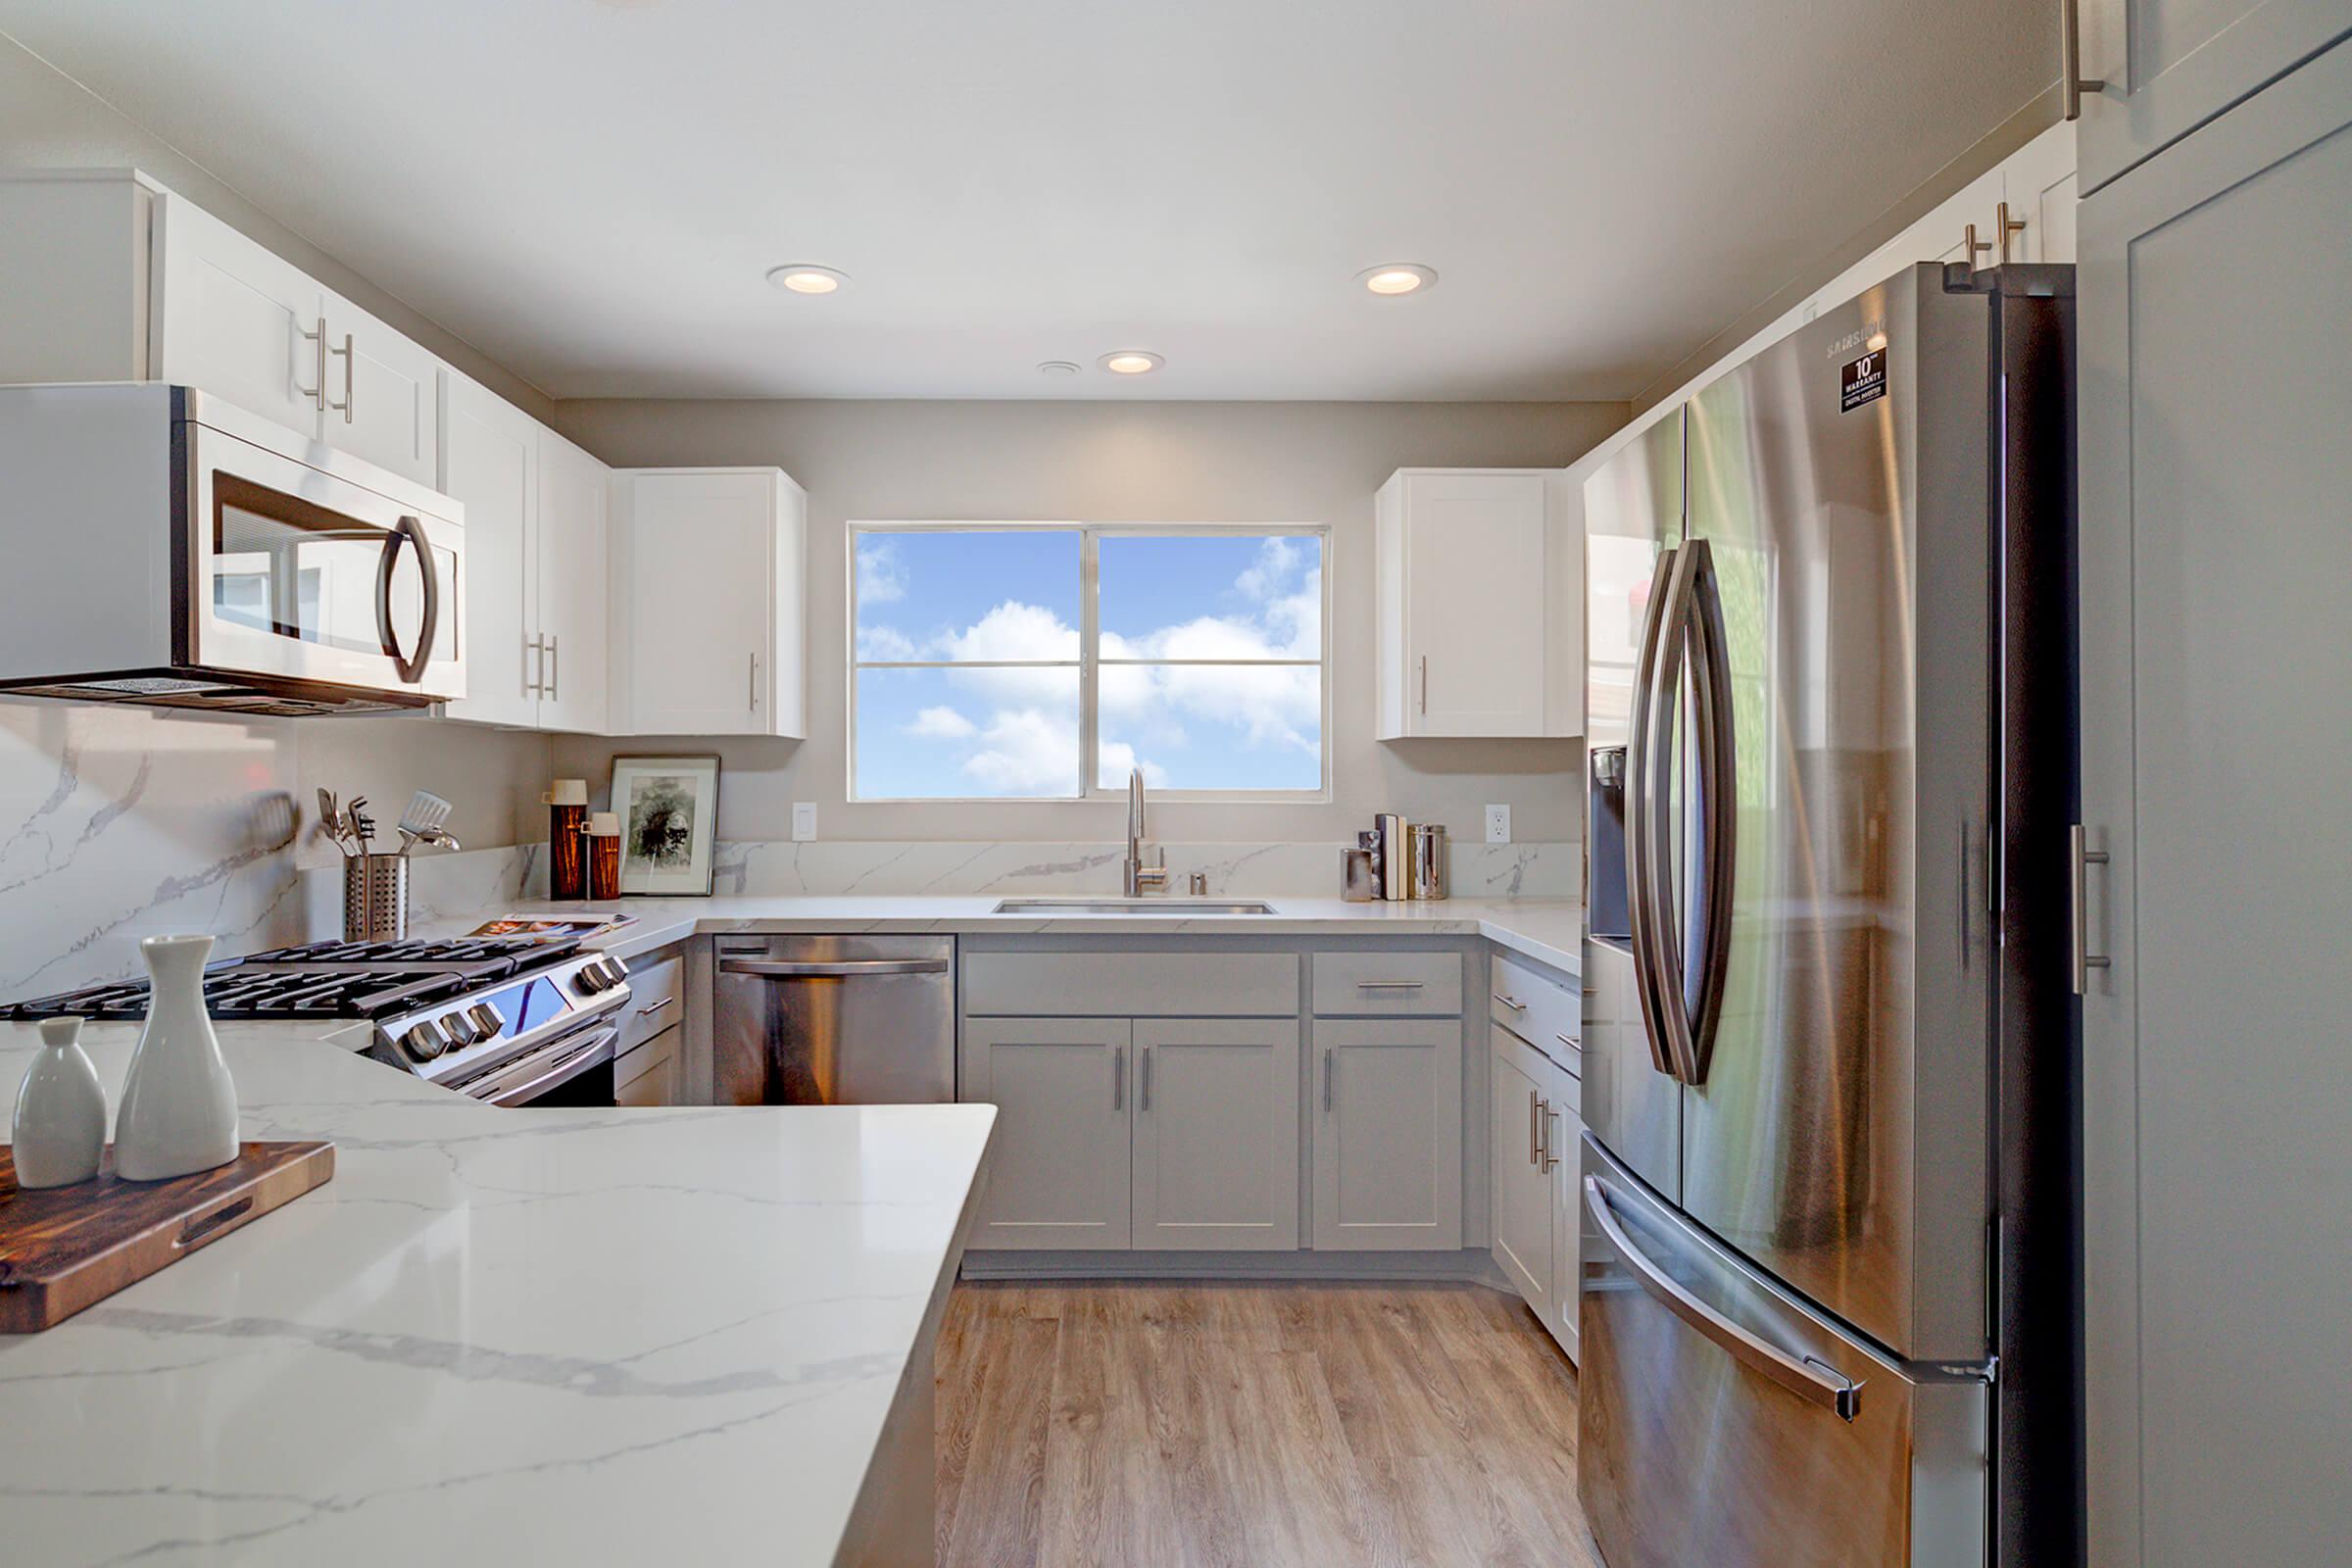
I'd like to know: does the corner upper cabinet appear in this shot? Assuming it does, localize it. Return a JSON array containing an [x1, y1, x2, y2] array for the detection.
[[439, 375, 610, 733], [1374, 468, 1581, 739], [610, 467, 807, 737]]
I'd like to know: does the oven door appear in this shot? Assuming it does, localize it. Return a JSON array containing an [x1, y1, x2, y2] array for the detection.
[[187, 417, 466, 702], [465, 1023, 618, 1108]]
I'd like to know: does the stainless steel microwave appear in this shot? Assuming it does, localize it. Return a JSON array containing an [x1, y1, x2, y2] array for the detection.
[[0, 383, 465, 714]]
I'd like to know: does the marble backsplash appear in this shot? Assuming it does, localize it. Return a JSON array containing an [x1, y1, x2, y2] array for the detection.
[[704, 838, 1578, 900]]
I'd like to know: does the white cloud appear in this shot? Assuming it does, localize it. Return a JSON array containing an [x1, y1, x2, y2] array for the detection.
[[856, 539, 906, 604], [962, 707, 1080, 795], [930, 600, 1078, 662], [905, 706, 976, 739], [857, 624, 917, 662], [1235, 536, 1300, 602]]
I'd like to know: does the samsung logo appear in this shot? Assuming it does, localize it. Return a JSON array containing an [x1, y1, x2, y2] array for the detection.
[[1827, 323, 1886, 358]]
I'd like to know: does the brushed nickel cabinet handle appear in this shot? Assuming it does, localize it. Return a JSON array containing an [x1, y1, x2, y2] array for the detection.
[[1418, 654, 1428, 715], [1963, 223, 1991, 270], [1140, 1045, 1152, 1112], [2062, 0, 2107, 122], [1544, 1105, 1563, 1172], [327, 331, 354, 422], [1322, 1046, 1334, 1113], [297, 317, 327, 410], [1112, 1044, 1124, 1110], [2072, 825, 2113, 994], [1493, 992, 1526, 1011], [1996, 200, 2028, 264], [546, 634, 559, 702], [748, 652, 760, 711], [1529, 1089, 1542, 1165]]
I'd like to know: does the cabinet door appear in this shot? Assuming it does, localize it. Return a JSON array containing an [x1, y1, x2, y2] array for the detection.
[[1544, 1055, 1583, 1362], [1310, 1017, 1462, 1250], [1488, 1026, 1555, 1314], [615, 470, 774, 735], [1402, 472, 1547, 736], [962, 1017, 1132, 1250], [535, 430, 611, 734], [1131, 1018, 1299, 1250], [438, 371, 539, 727], [2076, 0, 2350, 191], [2079, 45, 2352, 1568], [152, 193, 324, 438], [323, 291, 440, 487], [615, 1028, 680, 1107]]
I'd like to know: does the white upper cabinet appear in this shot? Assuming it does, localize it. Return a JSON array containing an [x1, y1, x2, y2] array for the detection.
[[611, 467, 807, 737], [0, 172, 443, 488], [321, 289, 441, 487], [439, 371, 540, 728], [2073, 0, 2351, 192], [1376, 468, 1580, 739], [534, 429, 611, 735], [439, 376, 611, 734], [152, 190, 326, 435]]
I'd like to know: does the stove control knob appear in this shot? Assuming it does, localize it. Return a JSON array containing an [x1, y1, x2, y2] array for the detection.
[[466, 1002, 505, 1038], [441, 1012, 479, 1048], [403, 1019, 451, 1059], [574, 963, 611, 994], [596, 956, 629, 988]]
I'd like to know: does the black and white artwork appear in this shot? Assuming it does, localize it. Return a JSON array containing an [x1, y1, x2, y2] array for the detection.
[[609, 757, 719, 895]]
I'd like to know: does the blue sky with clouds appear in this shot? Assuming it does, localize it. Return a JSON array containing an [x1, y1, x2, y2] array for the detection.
[[854, 530, 1322, 797]]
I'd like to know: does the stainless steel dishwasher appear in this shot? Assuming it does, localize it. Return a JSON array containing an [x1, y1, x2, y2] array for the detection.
[[711, 935, 956, 1104]]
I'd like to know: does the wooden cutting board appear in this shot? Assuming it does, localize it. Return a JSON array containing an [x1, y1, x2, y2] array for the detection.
[[0, 1141, 334, 1333]]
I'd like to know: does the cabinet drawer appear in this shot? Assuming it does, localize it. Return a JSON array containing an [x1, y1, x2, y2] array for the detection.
[[615, 1024, 679, 1106], [1311, 950, 1462, 1015], [619, 951, 684, 1054], [1491, 950, 1581, 1063], [963, 951, 1298, 1017]]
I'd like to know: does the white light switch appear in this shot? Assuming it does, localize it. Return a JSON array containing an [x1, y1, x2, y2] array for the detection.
[[792, 803, 817, 842], [1485, 804, 1511, 845]]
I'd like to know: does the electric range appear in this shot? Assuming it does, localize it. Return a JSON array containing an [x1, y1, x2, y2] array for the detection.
[[0, 936, 633, 1106]]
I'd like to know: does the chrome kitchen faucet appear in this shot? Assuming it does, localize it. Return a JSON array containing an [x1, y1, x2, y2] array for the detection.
[[1122, 767, 1168, 897]]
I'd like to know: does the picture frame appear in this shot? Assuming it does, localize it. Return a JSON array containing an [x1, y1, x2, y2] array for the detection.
[[608, 756, 720, 896]]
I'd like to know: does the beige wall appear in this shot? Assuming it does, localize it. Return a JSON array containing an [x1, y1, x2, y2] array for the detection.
[[550, 399, 1622, 845], [0, 35, 553, 420]]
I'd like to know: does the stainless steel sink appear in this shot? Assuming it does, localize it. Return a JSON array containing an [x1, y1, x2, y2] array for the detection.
[[991, 897, 1279, 915]]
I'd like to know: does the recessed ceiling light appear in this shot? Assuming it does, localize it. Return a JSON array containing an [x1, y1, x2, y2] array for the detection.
[[1099, 350, 1163, 375], [1357, 263, 1438, 296], [1038, 360, 1082, 377], [766, 264, 849, 295]]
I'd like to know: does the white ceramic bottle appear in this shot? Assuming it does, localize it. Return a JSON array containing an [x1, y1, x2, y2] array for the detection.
[[113, 934, 239, 1182], [11, 1015, 107, 1188]]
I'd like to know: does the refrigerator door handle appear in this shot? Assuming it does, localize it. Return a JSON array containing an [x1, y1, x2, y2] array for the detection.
[[1634, 540, 1737, 1087], [1585, 1174, 1863, 1420], [1624, 546, 1682, 1080]]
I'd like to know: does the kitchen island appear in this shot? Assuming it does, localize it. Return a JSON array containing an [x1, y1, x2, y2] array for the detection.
[[0, 1022, 994, 1567]]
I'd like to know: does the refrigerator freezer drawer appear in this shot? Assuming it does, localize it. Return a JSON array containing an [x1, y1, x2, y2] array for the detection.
[[1577, 1136, 1985, 1568]]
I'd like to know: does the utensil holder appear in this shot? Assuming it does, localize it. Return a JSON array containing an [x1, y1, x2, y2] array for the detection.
[[342, 854, 410, 942]]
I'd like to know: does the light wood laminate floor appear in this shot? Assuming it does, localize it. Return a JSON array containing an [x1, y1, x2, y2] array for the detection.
[[935, 1280, 1602, 1567]]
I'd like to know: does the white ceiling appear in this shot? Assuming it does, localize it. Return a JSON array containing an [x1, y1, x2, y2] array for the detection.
[[0, 1, 2050, 402]]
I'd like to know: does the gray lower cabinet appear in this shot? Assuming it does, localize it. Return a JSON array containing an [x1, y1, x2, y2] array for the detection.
[[1489, 1026, 1556, 1317], [1310, 1018, 1463, 1250], [2078, 41, 2352, 1568], [1132, 1018, 1300, 1250], [961, 1017, 1132, 1250]]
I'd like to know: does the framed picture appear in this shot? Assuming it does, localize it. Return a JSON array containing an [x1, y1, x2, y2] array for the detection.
[[609, 756, 720, 896]]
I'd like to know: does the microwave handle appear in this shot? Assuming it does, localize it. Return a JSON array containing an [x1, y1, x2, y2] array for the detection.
[[374, 515, 441, 685]]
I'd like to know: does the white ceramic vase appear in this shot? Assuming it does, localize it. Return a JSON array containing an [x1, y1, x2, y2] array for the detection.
[[113, 934, 239, 1182], [11, 1015, 108, 1188]]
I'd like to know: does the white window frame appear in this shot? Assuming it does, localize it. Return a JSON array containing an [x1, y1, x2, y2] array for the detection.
[[848, 520, 1332, 804]]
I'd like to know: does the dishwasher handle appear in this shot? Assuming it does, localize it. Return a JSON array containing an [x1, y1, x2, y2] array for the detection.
[[719, 957, 952, 979]]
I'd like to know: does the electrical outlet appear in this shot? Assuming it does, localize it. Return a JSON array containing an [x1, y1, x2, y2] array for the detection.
[[1485, 804, 1511, 845], [791, 803, 816, 842]]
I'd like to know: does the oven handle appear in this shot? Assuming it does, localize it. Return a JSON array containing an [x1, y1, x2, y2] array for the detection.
[[374, 514, 441, 686], [484, 1022, 616, 1107], [719, 957, 952, 979]]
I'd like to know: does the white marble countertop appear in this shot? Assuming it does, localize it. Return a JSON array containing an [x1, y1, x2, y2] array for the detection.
[[0, 1022, 995, 1566], [433, 895, 1589, 979]]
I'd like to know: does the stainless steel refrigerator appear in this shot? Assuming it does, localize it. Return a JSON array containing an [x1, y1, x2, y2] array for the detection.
[[1577, 263, 2081, 1568]]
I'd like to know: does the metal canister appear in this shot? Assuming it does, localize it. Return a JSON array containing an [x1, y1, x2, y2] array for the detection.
[[1377, 813, 1408, 901], [1408, 823, 1448, 901]]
